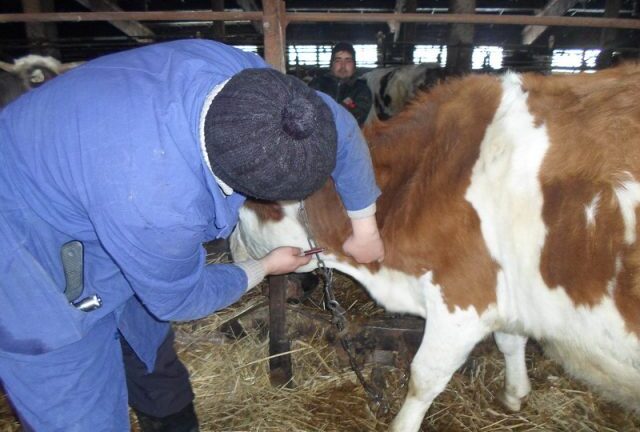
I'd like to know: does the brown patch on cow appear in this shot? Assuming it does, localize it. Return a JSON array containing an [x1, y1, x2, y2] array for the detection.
[[526, 65, 640, 334], [244, 199, 285, 222], [540, 181, 623, 305], [304, 74, 504, 313], [615, 234, 640, 335]]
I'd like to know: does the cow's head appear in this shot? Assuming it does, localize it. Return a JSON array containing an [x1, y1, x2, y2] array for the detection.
[[365, 63, 445, 123], [0, 55, 82, 90]]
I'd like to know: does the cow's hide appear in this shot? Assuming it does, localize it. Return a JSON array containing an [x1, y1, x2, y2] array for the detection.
[[231, 64, 640, 431], [363, 63, 446, 123]]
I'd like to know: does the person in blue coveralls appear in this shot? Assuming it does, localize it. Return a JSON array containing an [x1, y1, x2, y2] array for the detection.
[[0, 40, 384, 431]]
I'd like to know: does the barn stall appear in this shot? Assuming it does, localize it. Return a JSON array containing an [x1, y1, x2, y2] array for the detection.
[[1, 1, 640, 431]]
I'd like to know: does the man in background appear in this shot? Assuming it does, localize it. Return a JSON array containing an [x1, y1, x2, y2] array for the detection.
[[310, 42, 372, 126]]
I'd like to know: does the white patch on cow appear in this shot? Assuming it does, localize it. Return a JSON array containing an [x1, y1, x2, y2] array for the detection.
[[329, 260, 426, 317], [466, 72, 640, 412], [465, 72, 551, 333], [584, 192, 601, 229], [607, 257, 622, 297], [233, 201, 315, 269], [541, 295, 640, 412], [391, 277, 493, 432], [613, 174, 640, 245]]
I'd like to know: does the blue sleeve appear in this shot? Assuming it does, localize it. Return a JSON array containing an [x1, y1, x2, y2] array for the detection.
[[89, 200, 248, 322], [316, 91, 381, 211]]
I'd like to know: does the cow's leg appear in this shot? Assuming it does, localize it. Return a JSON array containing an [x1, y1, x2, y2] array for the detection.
[[390, 307, 489, 432], [494, 332, 531, 411]]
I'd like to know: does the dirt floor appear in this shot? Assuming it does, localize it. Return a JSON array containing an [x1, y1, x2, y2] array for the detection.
[[2, 269, 640, 431]]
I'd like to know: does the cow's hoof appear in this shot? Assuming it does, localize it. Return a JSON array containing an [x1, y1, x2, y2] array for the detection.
[[497, 391, 525, 412]]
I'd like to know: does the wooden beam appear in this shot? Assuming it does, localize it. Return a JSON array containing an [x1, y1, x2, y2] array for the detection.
[[73, 0, 154, 39], [522, 0, 579, 45], [263, 0, 286, 72], [1, 11, 640, 31]]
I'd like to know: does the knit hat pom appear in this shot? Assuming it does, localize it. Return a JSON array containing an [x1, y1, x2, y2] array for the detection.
[[282, 97, 315, 140]]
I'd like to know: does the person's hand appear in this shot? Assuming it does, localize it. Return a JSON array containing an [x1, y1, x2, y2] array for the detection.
[[260, 246, 313, 275], [342, 215, 385, 263]]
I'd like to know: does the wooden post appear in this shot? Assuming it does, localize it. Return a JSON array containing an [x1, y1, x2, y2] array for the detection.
[[268, 275, 293, 387], [596, 0, 622, 69], [398, 0, 417, 64], [262, 0, 291, 387], [210, 0, 225, 41], [262, 0, 286, 72], [21, 0, 60, 58], [446, 0, 476, 75]]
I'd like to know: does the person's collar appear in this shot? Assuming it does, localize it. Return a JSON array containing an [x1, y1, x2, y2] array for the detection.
[[330, 73, 358, 85], [199, 78, 234, 196]]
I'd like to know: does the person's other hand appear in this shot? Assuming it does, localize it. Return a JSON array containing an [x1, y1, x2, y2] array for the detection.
[[260, 246, 312, 275], [342, 215, 385, 263]]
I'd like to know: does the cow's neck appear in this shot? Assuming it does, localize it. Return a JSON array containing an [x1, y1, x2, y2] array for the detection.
[[307, 75, 504, 278]]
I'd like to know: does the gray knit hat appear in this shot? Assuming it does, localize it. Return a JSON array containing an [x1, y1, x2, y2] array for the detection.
[[204, 68, 337, 201]]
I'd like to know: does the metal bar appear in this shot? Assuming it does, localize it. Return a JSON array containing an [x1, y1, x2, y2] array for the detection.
[[1, 11, 639, 30]]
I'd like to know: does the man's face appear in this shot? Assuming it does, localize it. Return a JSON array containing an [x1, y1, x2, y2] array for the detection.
[[330, 50, 355, 80]]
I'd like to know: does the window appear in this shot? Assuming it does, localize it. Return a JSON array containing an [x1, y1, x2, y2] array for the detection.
[[287, 44, 378, 68], [413, 45, 447, 67], [551, 49, 601, 73], [232, 45, 259, 54], [288, 45, 333, 67], [352, 44, 378, 68], [472, 46, 503, 70]]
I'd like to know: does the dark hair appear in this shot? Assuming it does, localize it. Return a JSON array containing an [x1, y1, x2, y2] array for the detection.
[[331, 42, 356, 63]]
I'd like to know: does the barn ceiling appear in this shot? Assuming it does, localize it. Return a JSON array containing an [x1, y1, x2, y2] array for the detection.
[[0, 0, 638, 64]]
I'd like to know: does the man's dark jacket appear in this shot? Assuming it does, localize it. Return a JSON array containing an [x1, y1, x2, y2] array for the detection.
[[309, 73, 372, 126]]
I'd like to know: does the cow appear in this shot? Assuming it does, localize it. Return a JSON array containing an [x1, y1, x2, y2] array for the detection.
[[0, 55, 81, 108], [363, 62, 446, 123], [230, 64, 640, 431]]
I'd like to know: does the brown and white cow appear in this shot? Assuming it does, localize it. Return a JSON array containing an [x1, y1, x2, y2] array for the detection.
[[231, 64, 640, 431]]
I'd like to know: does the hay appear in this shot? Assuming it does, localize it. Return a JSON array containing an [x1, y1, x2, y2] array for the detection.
[[2, 269, 639, 431]]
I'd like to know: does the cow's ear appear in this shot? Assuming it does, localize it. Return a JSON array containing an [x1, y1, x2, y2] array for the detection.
[[0, 61, 16, 73], [244, 199, 285, 222], [58, 61, 84, 73]]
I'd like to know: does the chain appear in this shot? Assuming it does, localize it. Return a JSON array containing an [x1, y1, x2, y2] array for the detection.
[[297, 201, 387, 413]]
